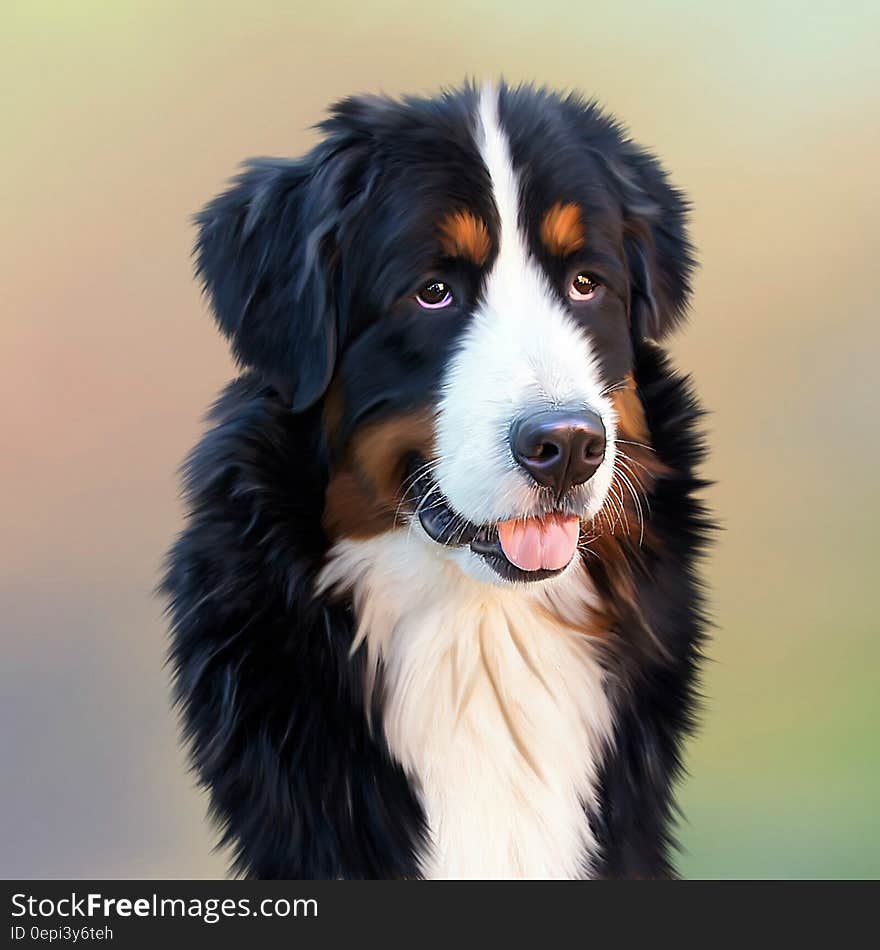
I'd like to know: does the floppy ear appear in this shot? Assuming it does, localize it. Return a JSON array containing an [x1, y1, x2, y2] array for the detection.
[[195, 142, 370, 410], [601, 144, 695, 342]]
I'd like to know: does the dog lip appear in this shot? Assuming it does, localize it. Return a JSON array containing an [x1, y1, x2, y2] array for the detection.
[[471, 543, 570, 583], [417, 496, 482, 546]]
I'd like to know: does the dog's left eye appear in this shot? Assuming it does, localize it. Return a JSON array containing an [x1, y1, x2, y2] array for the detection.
[[568, 273, 603, 301], [416, 280, 453, 310]]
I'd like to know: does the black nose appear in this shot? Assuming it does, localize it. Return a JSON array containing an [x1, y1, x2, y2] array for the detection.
[[510, 409, 606, 497]]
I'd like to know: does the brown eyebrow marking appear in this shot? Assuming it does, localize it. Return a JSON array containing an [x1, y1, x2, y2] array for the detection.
[[540, 202, 585, 256], [437, 210, 491, 265]]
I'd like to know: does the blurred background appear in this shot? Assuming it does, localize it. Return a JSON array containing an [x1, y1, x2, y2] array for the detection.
[[2, 0, 878, 879]]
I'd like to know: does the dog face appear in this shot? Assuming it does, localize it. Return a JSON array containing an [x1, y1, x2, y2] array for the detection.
[[196, 83, 692, 586]]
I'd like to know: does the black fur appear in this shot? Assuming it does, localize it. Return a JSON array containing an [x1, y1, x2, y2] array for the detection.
[[164, 383, 427, 877], [590, 343, 712, 878], [163, 82, 711, 879]]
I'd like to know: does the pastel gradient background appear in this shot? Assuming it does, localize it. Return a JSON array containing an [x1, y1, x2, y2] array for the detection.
[[2, 1, 878, 878]]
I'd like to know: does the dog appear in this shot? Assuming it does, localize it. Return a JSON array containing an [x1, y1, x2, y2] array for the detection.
[[163, 81, 712, 879]]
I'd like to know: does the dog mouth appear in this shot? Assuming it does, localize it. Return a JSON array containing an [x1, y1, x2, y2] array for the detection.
[[406, 457, 581, 583]]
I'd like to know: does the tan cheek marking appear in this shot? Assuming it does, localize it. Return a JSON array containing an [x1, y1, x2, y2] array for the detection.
[[437, 211, 491, 266], [540, 202, 585, 257], [350, 409, 435, 498], [595, 374, 667, 546], [323, 409, 436, 540], [323, 471, 391, 540], [610, 373, 650, 445]]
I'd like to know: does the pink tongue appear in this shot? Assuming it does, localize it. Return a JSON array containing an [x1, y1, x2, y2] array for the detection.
[[497, 515, 580, 572]]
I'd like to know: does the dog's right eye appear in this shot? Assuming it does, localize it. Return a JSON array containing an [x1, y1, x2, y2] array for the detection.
[[416, 280, 453, 310], [568, 272, 603, 301]]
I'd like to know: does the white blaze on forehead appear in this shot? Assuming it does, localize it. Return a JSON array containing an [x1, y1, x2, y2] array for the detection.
[[433, 83, 615, 527], [474, 84, 522, 272]]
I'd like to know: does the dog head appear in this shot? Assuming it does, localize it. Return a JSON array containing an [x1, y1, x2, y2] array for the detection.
[[195, 83, 693, 586]]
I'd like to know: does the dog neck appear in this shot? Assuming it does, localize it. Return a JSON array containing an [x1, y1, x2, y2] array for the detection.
[[318, 530, 614, 879]]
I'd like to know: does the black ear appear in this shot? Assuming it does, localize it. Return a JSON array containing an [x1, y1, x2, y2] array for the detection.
[[601, 143, 695, 342], [195, 140, 371, 410]]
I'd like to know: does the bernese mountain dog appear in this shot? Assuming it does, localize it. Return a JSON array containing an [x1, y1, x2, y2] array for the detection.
[[163, 81, 712, 880]]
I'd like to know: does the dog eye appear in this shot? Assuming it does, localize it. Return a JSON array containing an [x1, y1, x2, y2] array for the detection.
[[568, 273, 603, 301], [416, 280, 453, 310]]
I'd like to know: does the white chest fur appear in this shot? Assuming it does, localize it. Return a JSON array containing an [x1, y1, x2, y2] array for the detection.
[[318, 532, 614, 879]]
